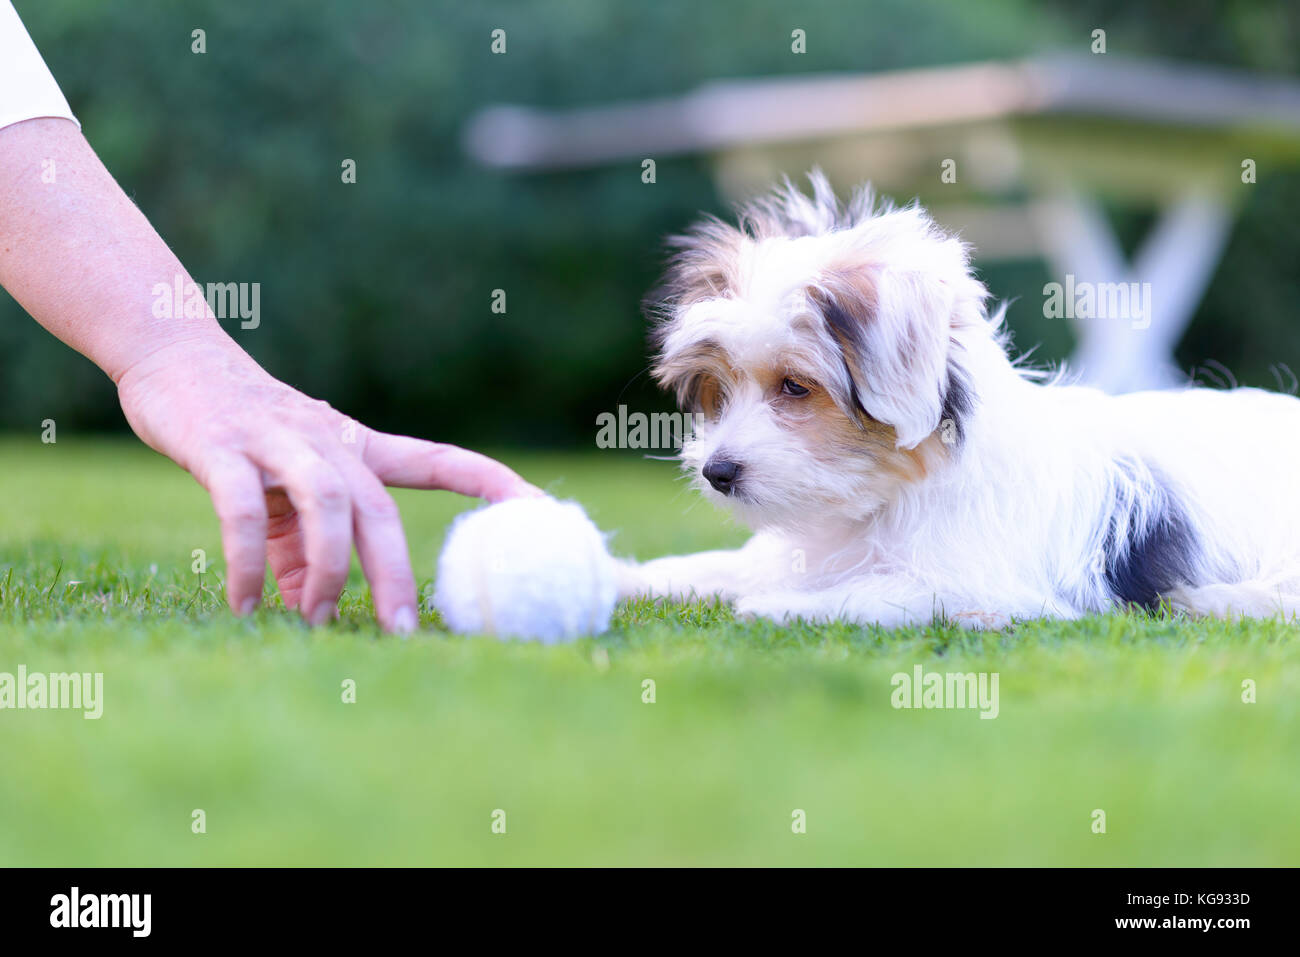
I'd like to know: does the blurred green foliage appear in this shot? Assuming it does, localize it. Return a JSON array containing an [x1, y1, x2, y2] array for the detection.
[[2, 0, 1297, 445]]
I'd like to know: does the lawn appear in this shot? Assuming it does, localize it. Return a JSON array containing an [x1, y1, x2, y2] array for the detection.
[[0, 436, 1297, 866]]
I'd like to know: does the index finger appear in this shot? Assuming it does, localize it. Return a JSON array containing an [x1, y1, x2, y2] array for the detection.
[[360, 431, 542, 502]]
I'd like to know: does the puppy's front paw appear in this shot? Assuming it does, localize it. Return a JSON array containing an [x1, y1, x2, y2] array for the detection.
[[949, 608, 1012, 630], [734, 591, 820, 624]]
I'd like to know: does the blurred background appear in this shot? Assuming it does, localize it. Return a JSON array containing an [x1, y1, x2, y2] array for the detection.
[[4, 0, 1298, 447]]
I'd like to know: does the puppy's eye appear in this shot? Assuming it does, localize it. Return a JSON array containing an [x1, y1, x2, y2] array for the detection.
[[781, 377, 811, 398]]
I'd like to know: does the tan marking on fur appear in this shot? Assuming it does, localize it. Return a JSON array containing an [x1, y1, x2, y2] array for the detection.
[[784, 376, 947, 487], [653, 339, 737, 417]]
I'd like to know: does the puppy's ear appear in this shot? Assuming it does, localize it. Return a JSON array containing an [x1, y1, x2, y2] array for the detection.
[[645, 216, 746, 402], [814, 267, 955, 449]]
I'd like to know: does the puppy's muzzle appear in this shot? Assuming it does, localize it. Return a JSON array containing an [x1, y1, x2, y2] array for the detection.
[[703, 458, 742, 495]]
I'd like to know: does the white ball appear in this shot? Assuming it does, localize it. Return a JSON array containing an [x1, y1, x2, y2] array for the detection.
[[433, 497, 617, 642]]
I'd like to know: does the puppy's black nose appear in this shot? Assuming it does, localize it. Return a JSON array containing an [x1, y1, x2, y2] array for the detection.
[[703, 459, 742, 495]]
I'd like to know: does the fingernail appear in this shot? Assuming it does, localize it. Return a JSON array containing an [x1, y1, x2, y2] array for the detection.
[[239, 597, 258, 616], [309, 602, 336, 626], [392, 606, 417, 635]]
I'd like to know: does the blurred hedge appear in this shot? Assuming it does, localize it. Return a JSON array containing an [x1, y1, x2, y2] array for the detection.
[[2, 0, 1297, 446]]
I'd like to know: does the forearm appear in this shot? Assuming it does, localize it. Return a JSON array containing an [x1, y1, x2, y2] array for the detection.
[[0, 117, 237, 384]]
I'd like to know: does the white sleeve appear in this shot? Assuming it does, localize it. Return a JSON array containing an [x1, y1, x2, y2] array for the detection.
[[0, 0, 79, 131]]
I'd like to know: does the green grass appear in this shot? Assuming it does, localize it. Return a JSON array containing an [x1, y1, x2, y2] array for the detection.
[[1, 436, 1297, 866]]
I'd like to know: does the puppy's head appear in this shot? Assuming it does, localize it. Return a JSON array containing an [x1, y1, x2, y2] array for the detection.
[[649, 171, 991, 530]]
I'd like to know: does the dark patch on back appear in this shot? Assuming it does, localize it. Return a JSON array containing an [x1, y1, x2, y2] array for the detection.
[[1101, 461, 1199, 610]]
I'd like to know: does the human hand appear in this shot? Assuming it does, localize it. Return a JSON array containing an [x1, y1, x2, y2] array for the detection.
[[116, 337, 541, 633], [0, 118, 539, 632]]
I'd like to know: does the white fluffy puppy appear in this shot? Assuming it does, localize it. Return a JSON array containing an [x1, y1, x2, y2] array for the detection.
[[618, 171, 1300, 628]]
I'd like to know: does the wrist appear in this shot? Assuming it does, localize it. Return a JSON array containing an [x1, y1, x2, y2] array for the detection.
[[115, 331, 260, 398]]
